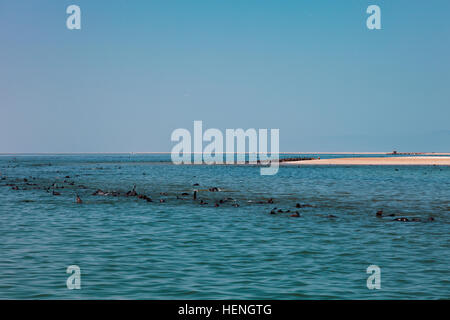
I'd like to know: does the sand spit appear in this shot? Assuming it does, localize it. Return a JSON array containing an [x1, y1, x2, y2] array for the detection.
[[282, 156, 450, 166]]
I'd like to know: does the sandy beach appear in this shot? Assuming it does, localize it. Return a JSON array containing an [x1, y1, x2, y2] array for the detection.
[[282, 156, 450, 166]]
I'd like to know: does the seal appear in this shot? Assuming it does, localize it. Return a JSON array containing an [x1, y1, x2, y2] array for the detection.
[[394, 217, 409, 222], [126, 185, 137, 197]]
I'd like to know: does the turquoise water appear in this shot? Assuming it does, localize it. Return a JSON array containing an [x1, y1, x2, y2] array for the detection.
[[0, 154, 449, 299]]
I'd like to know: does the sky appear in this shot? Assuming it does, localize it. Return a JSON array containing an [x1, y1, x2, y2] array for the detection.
[[0, 0, 449, 152]]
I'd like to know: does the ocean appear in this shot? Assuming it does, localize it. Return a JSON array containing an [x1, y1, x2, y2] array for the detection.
[[0, 154, 449, 299]]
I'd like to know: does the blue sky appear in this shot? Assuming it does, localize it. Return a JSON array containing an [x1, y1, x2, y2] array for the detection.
[[1, 0, 449, 152]]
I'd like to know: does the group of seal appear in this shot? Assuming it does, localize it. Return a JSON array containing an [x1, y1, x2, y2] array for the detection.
[[0, 171, 438, 222], [270, 207, 301, 217], [376, 210, 434, 222]]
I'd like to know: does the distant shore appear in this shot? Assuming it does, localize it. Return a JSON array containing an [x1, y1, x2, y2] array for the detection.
[[282, 156, 450, 166], [1, 152, 450, 156]]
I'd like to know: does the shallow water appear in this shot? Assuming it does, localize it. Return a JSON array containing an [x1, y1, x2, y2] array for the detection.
[[0, 154, 449, 299]]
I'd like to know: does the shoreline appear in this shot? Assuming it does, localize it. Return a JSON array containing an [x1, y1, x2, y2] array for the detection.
[[282, 156, 450, 166], [1, 152, 450, 156]]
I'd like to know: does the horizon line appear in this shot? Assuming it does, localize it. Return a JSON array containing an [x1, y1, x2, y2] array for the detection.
[[1, 152, 450, 155]]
